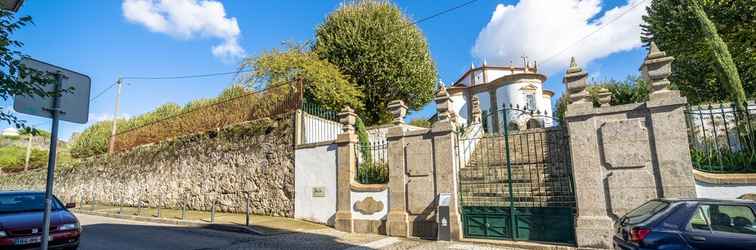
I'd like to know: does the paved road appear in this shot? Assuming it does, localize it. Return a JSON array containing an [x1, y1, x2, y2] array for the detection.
[[76, 213, 522, 250]]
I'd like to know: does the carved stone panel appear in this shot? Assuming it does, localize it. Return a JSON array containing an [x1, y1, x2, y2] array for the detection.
[[407, 177, 435, 215], [354, 196, 384, 215], [599, 119, 651, 168], [406, 140, 433, 176], [606, 170, 657, 218]]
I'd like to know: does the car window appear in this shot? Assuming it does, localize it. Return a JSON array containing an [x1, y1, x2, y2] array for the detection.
[[689, 204, 756, 235], [623, 200, 670, 225], [0, 193, 63, 213]]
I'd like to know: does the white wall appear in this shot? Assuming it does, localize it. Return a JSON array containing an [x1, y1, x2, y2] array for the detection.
[[457, 123, 483, 169], [294, 143, 338, 225], [350, 189, 388, 220], [696, 181, 756, 200], [302, 113, 341, 144], [450, 93, 468, 125]]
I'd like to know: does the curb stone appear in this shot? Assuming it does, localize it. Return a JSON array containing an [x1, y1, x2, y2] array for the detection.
[[73, 209, 268, 235]]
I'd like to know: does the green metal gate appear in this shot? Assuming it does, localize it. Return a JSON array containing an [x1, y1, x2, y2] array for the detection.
[[456, 105, 576, 244]]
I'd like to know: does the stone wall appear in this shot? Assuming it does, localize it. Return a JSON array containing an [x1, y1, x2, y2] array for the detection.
[[563, 44, 696, 249], [0, 114, 295, 217]]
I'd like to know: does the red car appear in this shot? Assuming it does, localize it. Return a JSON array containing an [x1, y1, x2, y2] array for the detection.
[[0, 191, 80, 250]]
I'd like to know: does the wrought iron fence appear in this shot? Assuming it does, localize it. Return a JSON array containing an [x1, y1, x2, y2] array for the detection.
[[355, 141, 389, 184], [301, 98, 338, 121], [686, 101, 756, 173], [299, 99, 342, 144], [113, 81, 303, 152]]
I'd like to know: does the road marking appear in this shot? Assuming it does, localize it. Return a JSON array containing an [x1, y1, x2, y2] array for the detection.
[[344, 237, 401, 250]]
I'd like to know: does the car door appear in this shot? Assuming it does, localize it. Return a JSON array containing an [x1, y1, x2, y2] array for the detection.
[[682, 203, 756, 250]]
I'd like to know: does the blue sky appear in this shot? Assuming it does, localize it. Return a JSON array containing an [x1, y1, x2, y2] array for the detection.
[[3, 0, 648, 140]]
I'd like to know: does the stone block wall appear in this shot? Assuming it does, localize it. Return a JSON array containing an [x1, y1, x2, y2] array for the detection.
[[0, 114, 295, 217], [563, 44, 697, 249]]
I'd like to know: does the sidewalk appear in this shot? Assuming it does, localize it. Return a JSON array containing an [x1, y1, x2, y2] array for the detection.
[[73, 203, 327, 235]]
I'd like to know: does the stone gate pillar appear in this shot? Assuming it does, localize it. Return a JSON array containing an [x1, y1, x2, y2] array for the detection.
[[386, 100, 410, 237], [432, 86, 463, 240], [564, 45, 696, 249], [335, 107, 358, 233]]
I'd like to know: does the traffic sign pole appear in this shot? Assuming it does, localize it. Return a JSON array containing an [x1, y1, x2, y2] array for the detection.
[[41, 73, 64, 250]]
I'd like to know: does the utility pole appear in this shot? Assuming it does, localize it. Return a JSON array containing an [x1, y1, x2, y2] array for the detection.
[[108, 77, 123, 154], [24, 133, 32, 171]]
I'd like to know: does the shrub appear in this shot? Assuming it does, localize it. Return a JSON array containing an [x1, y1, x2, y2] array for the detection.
[[0, 146, 51, 172], [357, 161, 388, 184], [691, 147, 756, 173]]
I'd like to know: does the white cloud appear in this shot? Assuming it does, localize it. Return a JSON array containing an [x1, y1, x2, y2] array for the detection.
[[472, 0, 649, 75], [122, 0, 246, 61]]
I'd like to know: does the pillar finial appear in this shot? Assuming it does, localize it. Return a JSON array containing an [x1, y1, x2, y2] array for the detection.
[[471, 96, 482, 124], [563, 57, 590, 104], [597, 87, 611, 107], [387, 100, 408, 125], [641, 41, 675, 97], [435, 83, 452, 122], [338, 106, 357, 133]]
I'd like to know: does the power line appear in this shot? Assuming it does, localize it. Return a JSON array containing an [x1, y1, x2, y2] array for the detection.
[[412, 0, 479, 25], [121, 69, 253, 80], [86, 0, 480, 128], [538, 0, 650, 65], [89, 82, 117, 102]]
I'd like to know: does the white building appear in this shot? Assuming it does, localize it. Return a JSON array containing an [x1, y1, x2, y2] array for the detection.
[[1, 127, 19, 137], [448, 61, 555, 132]]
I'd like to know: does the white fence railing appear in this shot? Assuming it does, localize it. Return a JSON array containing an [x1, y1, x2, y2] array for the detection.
[[300, 112, 341, 145], [456, 123, 483, 169]]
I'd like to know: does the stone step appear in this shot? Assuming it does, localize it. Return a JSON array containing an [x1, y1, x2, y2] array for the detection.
[[459, 182, 573, 192], [459, 196, 576, 207], [459, 172, 570, 183]]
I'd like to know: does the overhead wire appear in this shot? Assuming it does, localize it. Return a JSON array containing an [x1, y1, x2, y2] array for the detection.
[[79, 0, 483, 132], [538, 0, 650, 66]]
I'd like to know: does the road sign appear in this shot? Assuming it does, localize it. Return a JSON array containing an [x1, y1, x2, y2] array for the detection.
[[12, 57, 90, 250], [13, 57, 91, 124]]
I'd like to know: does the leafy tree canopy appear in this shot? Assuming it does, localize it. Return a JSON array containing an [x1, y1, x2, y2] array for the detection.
[[314, 0, 438, 125], [0, 12, 58, 129], [242, 46, 363, 111], [556, 76, 649, 120], [642, 0, 756, 104]]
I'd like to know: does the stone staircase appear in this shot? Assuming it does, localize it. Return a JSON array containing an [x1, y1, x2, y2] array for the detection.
[[458, 131, 575, 208]]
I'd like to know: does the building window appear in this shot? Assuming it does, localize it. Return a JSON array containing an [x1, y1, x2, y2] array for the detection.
[[526, 94, 536, 111]]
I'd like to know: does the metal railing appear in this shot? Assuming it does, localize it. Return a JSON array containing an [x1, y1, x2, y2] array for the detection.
[[686, 101, 756, 173], [58, 191, 257, 226], [355, 141, 389, 184], [113, 81, 303, 152]]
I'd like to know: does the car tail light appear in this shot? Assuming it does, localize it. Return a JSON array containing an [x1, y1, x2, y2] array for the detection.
[[630, 227, 651, 242]]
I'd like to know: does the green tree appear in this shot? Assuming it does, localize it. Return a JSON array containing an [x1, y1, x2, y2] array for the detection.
[[688, 0, 746, 110], [69, 120, 119, 158], [314, 0, 438, 125], [0, 12, 57, 129], [556, 76, 649, 120], [242, 46, 363, 111], [642, 0, 755, 105]]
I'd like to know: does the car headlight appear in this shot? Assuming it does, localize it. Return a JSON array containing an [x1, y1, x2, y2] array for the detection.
[[59, 223, 78, 231], [0, 231, 6, 237]]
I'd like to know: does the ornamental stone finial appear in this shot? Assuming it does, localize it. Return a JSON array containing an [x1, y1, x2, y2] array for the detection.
[[597, 87, 612, 107], [387, 100, 408, 125], [471, 96, 482, 124], [338, 106, 357, 133], [435, 83, 452, 121], [563, 57, 590, 104], [641, 41, 675, 97]]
